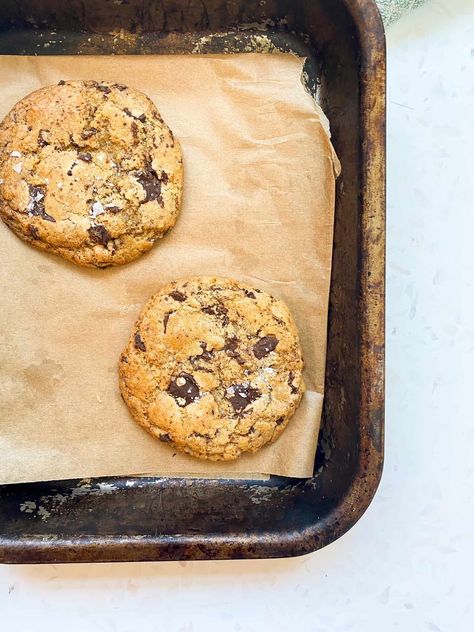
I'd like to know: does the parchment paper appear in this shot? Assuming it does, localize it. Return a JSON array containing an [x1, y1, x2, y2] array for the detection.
[[0, 54, 340, 484]]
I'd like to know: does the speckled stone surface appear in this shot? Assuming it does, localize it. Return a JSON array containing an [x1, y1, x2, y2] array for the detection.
[[376, 0, 426, 25]]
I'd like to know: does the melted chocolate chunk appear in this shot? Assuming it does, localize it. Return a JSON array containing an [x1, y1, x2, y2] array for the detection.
[[27, 185, 55, 222], [253, 335, 279, 359], [244, 289, 256, 299], [159, 433, 172, 443], [135, 160, 163, 204], [163, 311, 172, 333], [88, 225, 111, 247], [38, 129, 50, 147], [114, 83, 127, 91], [190, 342, 213, 364], [106, 205, 121, 213], [134, 332, 146, 352], [81, 127, 98, 140], [276, 416, 285, 425], [123, 107, 147, 123], [201, 303, 229, 325], [130, 121, 138, 139], [227, 383, 261, 413], [168, 373, 200, 407], [170, 290, 186, 302], [77, 152, 92, 162], [191, 431, 211, 440], [58, 80, 66, 86], [224, 337, 244, 365], [288, 372, 298, 394], [28, 225, 40, 240], [97, 84, 111, 95], [160, 171, 169, 184]]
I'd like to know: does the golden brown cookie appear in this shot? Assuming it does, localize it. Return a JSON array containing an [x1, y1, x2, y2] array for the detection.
[[0, 80, 182, 267], [119, 276, 305, 461]]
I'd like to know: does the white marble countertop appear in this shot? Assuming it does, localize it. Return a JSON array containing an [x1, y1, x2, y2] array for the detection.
[[1, 0, 473, 629]]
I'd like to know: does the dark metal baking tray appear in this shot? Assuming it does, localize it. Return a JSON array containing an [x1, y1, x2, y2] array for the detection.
[[0, 0, 385, 563]]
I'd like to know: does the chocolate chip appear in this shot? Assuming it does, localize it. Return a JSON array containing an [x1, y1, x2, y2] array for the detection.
[[130, 121, 138, 139], [27, 185, 55, 222], [168, 373, 200, 407], [170, 290, 186, 302], [38, 129, 50, 147], [224, 337, 238, 352], [81, 127, 98, 140], [28, 225, 40, 240], [253, 335, 279, 359], [191, 431, 211, 440], [134, 332, 146, 351], [135, 159, 163, 204], [224, 337, 244, 365], [244, 290, 256, 299], [123, 107, 147, 123], [77, 152, 92, 162], [159, 433, 172, 443], [97, 84, 111, 95], [190, 342, 213, 363], [288, 372, 298, 394], [163, 311, 172, 333], [68, 133, 79, 148], [276, 416, 285, 425], [160, 171, 169, 184], [88, 225, 111, 247], [226, 383, 261, 413], [58, 80, 66, 86], [114, 83, 127, 91], [201, 303, 229, 325]]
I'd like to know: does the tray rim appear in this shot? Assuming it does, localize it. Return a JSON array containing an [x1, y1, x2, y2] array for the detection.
[[0, 0, 385, 563]]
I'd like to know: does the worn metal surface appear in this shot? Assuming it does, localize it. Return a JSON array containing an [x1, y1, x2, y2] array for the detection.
[[0, 0, 385, 563]]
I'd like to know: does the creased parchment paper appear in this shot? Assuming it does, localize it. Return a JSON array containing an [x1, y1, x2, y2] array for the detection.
[[0, 54, 339, 484]]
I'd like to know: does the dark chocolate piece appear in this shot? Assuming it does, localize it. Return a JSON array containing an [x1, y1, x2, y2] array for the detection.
[[253, 335, 279, 359], [135, 159, 163, 204], [81, 127, 98, 140], [288, 372, 298, 394], [159, 433, 172, 443], [77, 152, 92, 162], [226, 383, 261, 413], [134, 332, 146, 352], [38, 129, 50, 147], [201, 303, 229, 325], [168, 373, 200, 407], [88, 225, 111, 247], [224, 337, 244, 365], [163, 311, 172, 333], [97, 84, 111, 95], [170, 290, 186, 302], [27, 185, 55, 222]]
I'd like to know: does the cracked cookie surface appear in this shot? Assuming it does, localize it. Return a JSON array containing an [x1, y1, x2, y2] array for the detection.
[[0, 80, 182, 267], [119, 276, 305, 461]]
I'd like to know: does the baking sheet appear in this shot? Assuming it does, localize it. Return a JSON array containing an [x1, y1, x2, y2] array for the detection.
[[0, 54, 339, 484]]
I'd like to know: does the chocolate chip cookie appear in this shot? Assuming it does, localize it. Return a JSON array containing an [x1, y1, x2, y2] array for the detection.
[[119, 276, 305, 461], [0, 80, 182, 267]]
